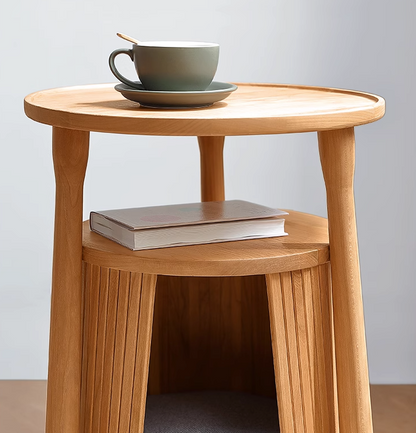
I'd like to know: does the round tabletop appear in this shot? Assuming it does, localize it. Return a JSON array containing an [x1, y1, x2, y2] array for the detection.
[[24, 83, 385, 136]]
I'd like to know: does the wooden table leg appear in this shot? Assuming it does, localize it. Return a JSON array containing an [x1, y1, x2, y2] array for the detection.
[[46, 127, 89, 433], [318, 127, 373, 433], [198, 136, 225, 202]]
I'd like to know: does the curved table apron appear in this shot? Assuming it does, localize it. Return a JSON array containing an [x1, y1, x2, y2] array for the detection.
[[24, 83, 385, 433]]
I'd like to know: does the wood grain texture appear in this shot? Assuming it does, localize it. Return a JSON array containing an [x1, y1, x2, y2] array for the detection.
[[318, 263, 339, 433], [80, 270, 156, 433], [99, 269, 119, 433], [148, 275, 275, 398], [318, 127, 373, 433], [118, 272, 142, 433], [130, 273, 157, 433], [281, 271, 306, 433], [292, 270, 314, 433], [266, 273, 295, 433], [82, 264, 101, 433], [266, 265, 338, 433], [25, 83, 385, 433], [301, 269, 317, 425], [198, 136, 225, 201], [108, 271, 130, 433], [91, 267, 110, 431], [24, 83, 385, 136], [82, 210, 329, 276], [46, 127, 89, 433]]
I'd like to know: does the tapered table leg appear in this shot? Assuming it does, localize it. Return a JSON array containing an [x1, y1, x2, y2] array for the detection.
[[46, 127, 89, 433], [318, 128, 373, 433], [198, 136, 225, 202]]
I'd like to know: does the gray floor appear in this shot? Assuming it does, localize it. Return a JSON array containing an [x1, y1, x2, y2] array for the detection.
[[144, 391, 280, 432]]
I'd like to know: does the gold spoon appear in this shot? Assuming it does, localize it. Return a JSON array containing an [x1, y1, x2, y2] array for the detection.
[[116, 32, 140, 44]]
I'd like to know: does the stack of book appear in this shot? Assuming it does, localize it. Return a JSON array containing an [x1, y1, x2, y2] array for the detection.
[[89, 200, 288, 251]]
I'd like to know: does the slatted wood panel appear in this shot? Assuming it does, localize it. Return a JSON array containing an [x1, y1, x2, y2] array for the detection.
[[81, 264, 337, 433], [266, 264, 338, 433], [92, 267, 110, 430], [80, 266, 156, 433]]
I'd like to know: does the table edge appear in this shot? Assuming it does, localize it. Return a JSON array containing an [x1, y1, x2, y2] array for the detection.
[[24, 82, 386, 136]]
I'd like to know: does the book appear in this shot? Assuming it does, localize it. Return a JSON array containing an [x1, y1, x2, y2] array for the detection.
[[89, 200, 288, 251]]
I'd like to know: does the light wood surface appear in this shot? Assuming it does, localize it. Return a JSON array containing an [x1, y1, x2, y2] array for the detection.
[[24, 84, 386, 433], [82, 210, 329, 277], [130, 273, 157, 433], [79, 270, 156, 433], [47, 127, 89, 433], [318, 128, 372, 433], [198, 136, 225, 201], [116, 32, 140, 44], [148, 275, 276, 398], [24, 83, 385, 136], [266, 265, 338, 433], [1, 382, 414, 433]]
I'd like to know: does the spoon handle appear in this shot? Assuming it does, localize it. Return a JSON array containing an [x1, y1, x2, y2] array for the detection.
[[116, 32, 140, 44]]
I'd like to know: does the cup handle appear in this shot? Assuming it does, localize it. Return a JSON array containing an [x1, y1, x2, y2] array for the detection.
[[108, 48, 142, 89]]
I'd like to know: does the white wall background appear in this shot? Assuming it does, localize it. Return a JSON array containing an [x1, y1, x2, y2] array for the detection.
[[0, 0, 415, 383]]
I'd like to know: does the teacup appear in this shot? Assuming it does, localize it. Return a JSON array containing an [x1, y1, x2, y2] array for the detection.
[[109, 41, 220, 91]]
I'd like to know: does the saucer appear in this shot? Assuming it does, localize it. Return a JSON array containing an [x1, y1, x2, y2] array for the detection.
[[114, 81, 238, 109]]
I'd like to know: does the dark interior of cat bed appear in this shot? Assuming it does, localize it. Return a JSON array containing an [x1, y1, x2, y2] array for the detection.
[[144, 391, 280, 432]]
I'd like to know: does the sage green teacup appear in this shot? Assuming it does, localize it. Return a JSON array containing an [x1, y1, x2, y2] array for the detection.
[[109, 41, 220, 91]]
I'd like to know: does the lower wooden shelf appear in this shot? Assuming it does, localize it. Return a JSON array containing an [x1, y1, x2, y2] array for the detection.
[[80, 210, 336, 433], [82, 210, 329, 276]]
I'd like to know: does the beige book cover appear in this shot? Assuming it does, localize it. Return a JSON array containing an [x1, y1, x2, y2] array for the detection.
[[90, 200, 288, 230]]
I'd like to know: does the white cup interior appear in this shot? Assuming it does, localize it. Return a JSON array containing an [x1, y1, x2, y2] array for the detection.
[[137, 41, 219, 48]]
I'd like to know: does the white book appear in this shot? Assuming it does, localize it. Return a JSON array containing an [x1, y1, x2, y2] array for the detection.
[[90, 200, 288, 251]]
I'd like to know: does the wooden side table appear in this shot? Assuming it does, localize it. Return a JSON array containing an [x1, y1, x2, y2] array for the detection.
[[25, 83, 385, 433]]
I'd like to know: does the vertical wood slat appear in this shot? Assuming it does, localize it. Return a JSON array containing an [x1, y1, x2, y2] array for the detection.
[[250, 276, 276, 397], [266, 273, 295, 433], [108, 271, 131, 433], [318, 263, 339, 433], [292, 270, 314, 433], [81, 269, 156, 433], [83, 264, 101, 433], [118, 272, 143, 433], [280, 272, 305, 433], [130, 274, 157, 433], [301, 268, 316, 419], [80, 262, 89, 433], [311, 265, 331, 432], [99, 269, 120, 433], [92, 268, 110, 432], [267, 265, 338, 433], [147, 275, 161, 396]]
